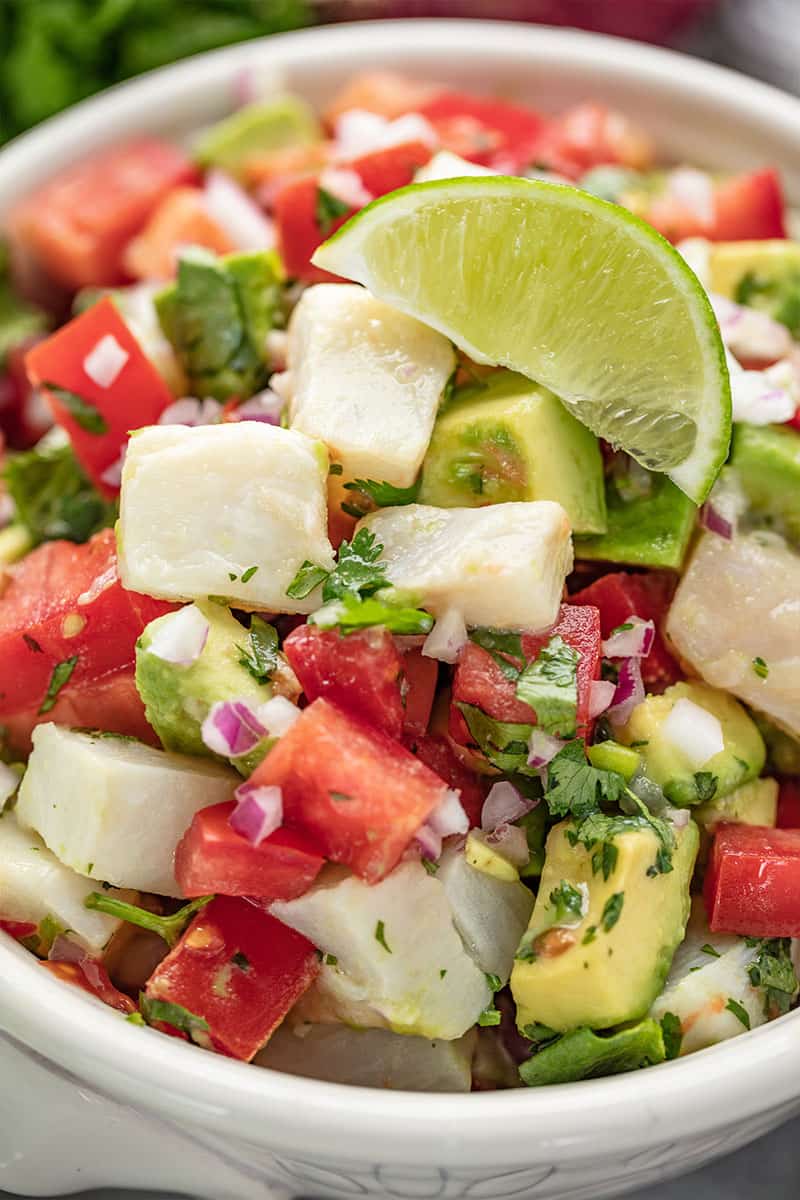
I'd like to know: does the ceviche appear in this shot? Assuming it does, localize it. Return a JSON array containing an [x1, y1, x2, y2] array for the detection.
[[0, 70, 799, 1094]]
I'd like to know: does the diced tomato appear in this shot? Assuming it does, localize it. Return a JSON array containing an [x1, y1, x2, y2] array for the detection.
[[283, 624, 406, 737], [273, 141, 432, 283], [250, 697, 447, 882], [0, 334, 53, 450], [42, 958, 137, 1014], [122, 187, 236, 281], [144, 895, 319, 1061], [705, 823, 800, 937], [323, 72, 443, 128], [0, 919, 38, 941], [401, 648, 438, 738], [570, 571, 680, 686], [777, 780, 800, 829], [418, 91, 544, 170], [175, 802, 325, 901], [0, 529, 174, 718], [532, 102, 655, 180], [8, 139, 198, 291], [26, 297, 174, 495], [450, 603, 602, 748], [3, 666, 158, 756], [648, 169, 787, 243], [406, 731, 488, 829]]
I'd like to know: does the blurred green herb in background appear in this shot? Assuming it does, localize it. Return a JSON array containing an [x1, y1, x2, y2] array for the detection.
[[0, 0, 313, 145]]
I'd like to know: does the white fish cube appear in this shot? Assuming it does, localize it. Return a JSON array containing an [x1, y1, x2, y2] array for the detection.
[[16, 724, 237, 897], [359, 501, 572, 630], [287, 284, 455, 487], [667, 531, 800, 737], [117, 422, 335, 612], [0, 814, 130, 954], [272, 862, 491, 1040]]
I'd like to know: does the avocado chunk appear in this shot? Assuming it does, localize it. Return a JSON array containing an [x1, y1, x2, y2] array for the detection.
[[732, 423, 800, 546], [155, 246, 282, 401], [193, 96, 321, 176], [511, 817, 698, 1033], [709, 240, 800, 338], [419, 371, 607, 535], [519, 1019, 665, 1087], [136, 601, 275, 762], [575, 462, 696, 569], [616, 681, 766, 807], [694, 776, 778, 834]]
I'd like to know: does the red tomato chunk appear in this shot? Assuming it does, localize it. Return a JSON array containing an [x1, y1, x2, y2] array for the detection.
[[8, 139, 197, 290], [705, 823, 800, 938], [175, 802, 325, 901], [250, 697, 447, 882], [418, 91, 545, 170], [0, 528, 173, 717], [26, 297, 174, 495], [144, 896, 319, 1061], [570, 570, 680, 687]]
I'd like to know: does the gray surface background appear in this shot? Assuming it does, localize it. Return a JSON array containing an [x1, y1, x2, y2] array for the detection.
[[2, 2, 800, 1198]]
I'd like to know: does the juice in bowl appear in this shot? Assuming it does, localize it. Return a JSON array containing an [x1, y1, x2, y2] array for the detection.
[[0, 19, 799, 1200]]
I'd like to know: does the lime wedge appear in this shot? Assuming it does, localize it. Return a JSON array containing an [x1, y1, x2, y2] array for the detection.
[[313, 178, 731, 503]]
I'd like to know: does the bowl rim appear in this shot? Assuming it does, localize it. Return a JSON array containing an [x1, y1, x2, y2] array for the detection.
[[2, 16, 800, 1158]]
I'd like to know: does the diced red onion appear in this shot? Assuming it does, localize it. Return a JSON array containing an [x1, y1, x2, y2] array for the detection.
[[666, 805, 691, 830], [427, 788, 469, 839], [481, 781, 535, 832], [606, 657, 645, 725], [484, 823, 530, 869], [100, 447, 126, 491], [601, 615, 655, 660], [414, 822, 443, 862], [699, 502, 733, 540], [318, 166, 373, 210], [201, 700, 266, 758], [588, 679, 617, 720], [83, 334, 128, 388], [527, 728, 564, 769], [422, 609, 468, 664], [231, 389, 284, 425], [660, 697, 724, 768], [147, 604, 209, 666], [230, 783, 283, 846], [158, 396, 222, 427], [668, 168, 714, 227], [727, 353, 798, 425], [48, 934, 88, 964], [713, 295, 793, 364], [204, 169, 276, 251], [255, 695, 301, 738]]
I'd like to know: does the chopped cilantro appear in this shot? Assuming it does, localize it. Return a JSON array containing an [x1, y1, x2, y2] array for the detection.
[[23, 635, 43, 653], [231, 950, 250, 972], [477, 1004, 502, 1027], [725, 998, 751, 1029], [522, 1022, 559, 1046], [43, 383, 108, 434], [515, 635, 580, 737], [126, 1012, 146, 1026], [85, 892, 213, 948], [548, 880, 585, 926], [286, 560, 329, 600], [39, 655, 78, 714], [601, 892, 624, 932], [374, 919, 391, 953], [316, 186, 351, 234], [693, 771, 718, 804], [591, 842, 619, 882], [545, 739, 627, 821], [139, 995, 209, 1038], [439, 968, 447, 979], [484, 972, 502, 992], [240, 565, 259, 583], [468, 628, 525, 682], [610, 621, 634, 635], [752, 657, 769, 680], [328, 463, 343, 476], [421, 858, 439, 876], [747, 938, 799, 1018], [4, 441, 116, 547], [457, 703, 534, 775], [660, 1012, 683, 1060], [310, 592, 432, 636], [342, 477, 421, 514], [323, 529, 387, 602], [329, 790, 353, 803], [582, 925, 597, 945], [237, 615, 278, 685], [321, 953, 338, 967], [700, 943, 721, 958]]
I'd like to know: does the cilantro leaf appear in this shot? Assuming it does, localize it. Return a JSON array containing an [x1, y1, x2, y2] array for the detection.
[[39, 655, 78, 714], [545, 739, 626, 821], [238, 615, 278, 684], [374, 919, 392, 953], [725, 997, 751, 1029], [548, 880, 586, 926], [591, 841, 619, 881], [660, 1012, 683, 1060], [316, 186, 351, 234], [310, 592, 433, 636], [693, 771, 718, 804], [478, 1004, 502, 1027], [85, 893, 213, 948], [515, 636, 580, 737], [286, 560, 329, 600], [601, 892, 624, 932], [752, 656, 769, 680], [700, 943, 721, 958], [139, 995, 209, 1039], [4, 441, 116, 546], [43, 383, 108, 434], [342, 477, 421, 514], [457, 702, 535, 775], [747, 938, 799, 1019], [469, 628, 525, 682], [323, 528, 387, 602]]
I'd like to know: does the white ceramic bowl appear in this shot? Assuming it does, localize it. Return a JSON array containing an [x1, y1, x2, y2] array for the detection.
[[2, 20, 800, 1200]]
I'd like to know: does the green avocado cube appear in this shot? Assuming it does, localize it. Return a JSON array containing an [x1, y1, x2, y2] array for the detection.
[[709, 240, 800, 338], [732, 423, 800, 545], [511, 817, 699, 1033], [574, 465, 696, 569], [155, 246, 282, 402], [419, 371, 607, 535], [193, 96, 321, 176]]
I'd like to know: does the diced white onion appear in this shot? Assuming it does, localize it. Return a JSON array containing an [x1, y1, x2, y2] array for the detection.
[[158, 396, 222, 426], [415, 150, 497, 184], [318, 166, 373, 210], [333, 109, 438, 160], [255, 695, 302, 738], [83, 334, 129, 388], [427, 788, 469, 838], [660, 698, 725, 768], [422, 608, 468, 664], [712, 295, 794, 364], [727, 351, 799, 425], [602, 616, 656, 660], [668, 168, 715, 227], [204, 169, 276, 251], [146, 603, 209, 665]]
